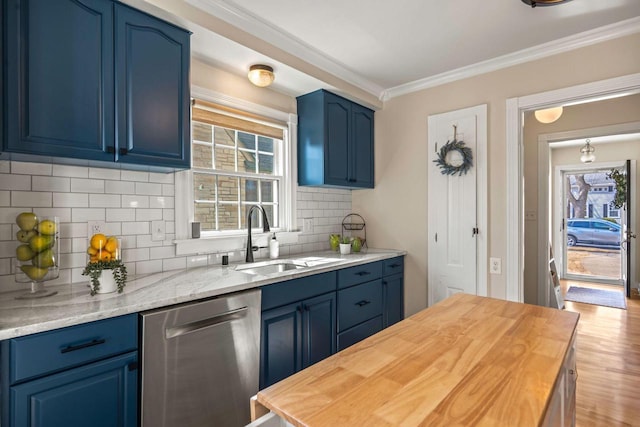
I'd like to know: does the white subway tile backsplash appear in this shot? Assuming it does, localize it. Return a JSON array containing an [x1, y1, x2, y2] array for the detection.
[[0, 174, 31, 191], [136, 259, 163, 274], [162, 184, 175, 196], [150, 196, 174, 209], [12, 161, 52, 175], [106, 208, 136, 222], [122, 247, 149, 262], [72, 208, 105, 222], [0, 162, 351, 287], [105, 180, 135, 194], [11, 191, 52, 207], [150, 245, 175, 259], [135, 182, 162, 196], [60, 223, 88, 238], [136, 209, 162, 221], [53, 193, 89, 208], [122, 221, 150, 235], [52, 165, 88, 178], [71, 178, 104, 193], [89, 168, 120, 180], [149, 172, 174, 184], [33, 176, 71, 192], [163, 257, 186, 271], [90, 194, 121, 208], [122, 195, 149, 208], [121, 170, 149, 182]]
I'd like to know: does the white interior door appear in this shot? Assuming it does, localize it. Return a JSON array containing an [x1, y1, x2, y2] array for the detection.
[[428, 105, 486, 305]]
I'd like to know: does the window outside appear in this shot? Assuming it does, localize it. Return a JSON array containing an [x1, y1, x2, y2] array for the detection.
[[192, 121, 282, 232]]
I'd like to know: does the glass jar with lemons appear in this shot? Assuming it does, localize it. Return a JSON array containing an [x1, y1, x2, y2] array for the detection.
[[82, 234, 127, 295]]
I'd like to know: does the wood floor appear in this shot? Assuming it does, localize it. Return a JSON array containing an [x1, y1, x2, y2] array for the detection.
[[560, 279, 640, 426]]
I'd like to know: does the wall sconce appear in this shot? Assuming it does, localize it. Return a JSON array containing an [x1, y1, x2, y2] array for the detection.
[[248, 64, 275, 88], [580, 139, 596, 163], [534, 106, 563, 124]]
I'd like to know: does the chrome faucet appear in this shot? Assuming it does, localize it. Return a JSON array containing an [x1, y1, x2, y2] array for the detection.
[[245, 205, 271, 263]]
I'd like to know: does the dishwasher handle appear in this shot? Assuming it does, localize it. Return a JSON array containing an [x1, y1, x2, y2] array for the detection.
[[165, 306, 249, 339]]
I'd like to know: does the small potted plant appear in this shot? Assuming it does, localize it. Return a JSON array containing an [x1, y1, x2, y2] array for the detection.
[[82, 234, 127, 295], [339, 236, 352, 255]]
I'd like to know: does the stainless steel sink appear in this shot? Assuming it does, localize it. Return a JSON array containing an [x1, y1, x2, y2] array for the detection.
[[235, 259, 308, 275]]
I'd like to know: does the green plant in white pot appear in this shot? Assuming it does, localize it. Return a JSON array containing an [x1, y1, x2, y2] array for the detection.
[[82, 259, 128, 296], [339, 236, 352, 255]]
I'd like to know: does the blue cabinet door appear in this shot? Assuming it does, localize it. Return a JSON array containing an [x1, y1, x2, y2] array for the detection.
[[4, 0, 115, 161], [260, 302, 302, 389], [302, 292, 336, 368], [383, 274, 404, 328], [324, 92, 350, 186], [114, 4, 190, 168], [351, 104, 374, 188], [10, 351, 137, 427]]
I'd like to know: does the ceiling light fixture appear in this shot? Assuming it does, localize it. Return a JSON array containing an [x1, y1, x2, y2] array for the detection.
[[580, 139, 596, 164], [521, 0, 572, 7], [534, 106, 563, 124], [248, 64, 275, 88]]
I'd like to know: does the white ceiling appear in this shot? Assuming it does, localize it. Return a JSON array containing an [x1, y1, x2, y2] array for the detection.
[[170, 0, 640, 100]]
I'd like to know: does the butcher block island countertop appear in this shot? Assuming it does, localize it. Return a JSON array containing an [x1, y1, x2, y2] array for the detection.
[[253, 293, 580, 427]]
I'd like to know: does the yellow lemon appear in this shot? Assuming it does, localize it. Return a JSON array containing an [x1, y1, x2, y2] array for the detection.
[[90, 234, 107, 250], [36, 220, 57, 235], [104, 237, 118, 254], [87, 247, 98, 256]]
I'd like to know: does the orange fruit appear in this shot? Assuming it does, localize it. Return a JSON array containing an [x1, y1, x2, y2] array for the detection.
[[104, 237, 118, 254], [90, 256, 99, 263], [99, 251, 111, 262], [90, 234, 107, 250], [87, 247, 98, 256]]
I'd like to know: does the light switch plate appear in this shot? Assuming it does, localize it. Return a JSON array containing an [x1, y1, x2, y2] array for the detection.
[[152, 220, 165, 241], [490, 257, 502, 275], [303, 218, 314, 233]]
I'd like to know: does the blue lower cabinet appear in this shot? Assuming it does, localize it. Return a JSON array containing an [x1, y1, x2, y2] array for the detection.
[[260, 292, 336, 389], [10, 351, 138, 427], [337, 316, 382, 352], [383, 273, 404, 328]]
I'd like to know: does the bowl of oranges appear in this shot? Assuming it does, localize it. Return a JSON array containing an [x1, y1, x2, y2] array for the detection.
[[82, 234, 127, 295]]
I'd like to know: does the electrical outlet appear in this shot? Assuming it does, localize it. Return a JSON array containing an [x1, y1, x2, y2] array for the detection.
[[525, 211, 537, 221], [303, 218, 314, 233], [151, 220, 165, 241], [87, 221, 105, 237], [490, 257, 502, 275]]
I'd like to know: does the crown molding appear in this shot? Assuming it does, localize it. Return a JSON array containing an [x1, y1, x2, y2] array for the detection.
[[381, 16, 640, 101], [186, 0, 385, 98]]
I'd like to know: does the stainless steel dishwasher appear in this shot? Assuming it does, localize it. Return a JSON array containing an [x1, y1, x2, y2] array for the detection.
[[140, 289, 261, 427]]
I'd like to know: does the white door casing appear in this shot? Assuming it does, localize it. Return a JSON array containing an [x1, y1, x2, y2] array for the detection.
[[506, 73, 640, 302], [428, 105, 487, 306]]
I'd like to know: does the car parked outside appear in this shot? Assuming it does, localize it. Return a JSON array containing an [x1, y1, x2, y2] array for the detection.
[[566, 218, 621, 247]]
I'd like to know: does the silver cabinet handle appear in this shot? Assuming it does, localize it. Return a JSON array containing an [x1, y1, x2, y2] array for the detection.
[[165, 306, 248, 339]]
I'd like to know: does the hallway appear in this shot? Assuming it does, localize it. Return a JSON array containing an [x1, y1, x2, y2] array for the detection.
[[560, 280, 640, 426]]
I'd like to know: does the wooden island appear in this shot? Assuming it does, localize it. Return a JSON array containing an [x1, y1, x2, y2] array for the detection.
[[251, 293, 579, 426]]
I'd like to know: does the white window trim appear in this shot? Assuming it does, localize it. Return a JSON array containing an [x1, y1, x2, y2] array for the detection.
[[174, 86, 299, 256]]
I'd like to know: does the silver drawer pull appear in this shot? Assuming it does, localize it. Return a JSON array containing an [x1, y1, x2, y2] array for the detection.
[[165, 306, 248, 339]]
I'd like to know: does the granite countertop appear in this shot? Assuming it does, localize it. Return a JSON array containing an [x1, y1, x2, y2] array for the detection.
[[0, 249, 405, 340]]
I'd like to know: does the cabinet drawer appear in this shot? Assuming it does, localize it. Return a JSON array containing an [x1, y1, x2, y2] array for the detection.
[[382, 257, 404, 276], [338, 280, 382, 332], [337, 316, 382, 351], [337, 262, 382, 289], [8, 314, 138, 384], [262, 271, 337, 311]]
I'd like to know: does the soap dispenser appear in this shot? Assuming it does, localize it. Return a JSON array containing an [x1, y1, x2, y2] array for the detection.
[[269, 234, 279, 259]]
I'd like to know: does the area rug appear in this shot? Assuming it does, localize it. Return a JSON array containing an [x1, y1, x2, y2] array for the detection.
[[564, 286, 627, 309]]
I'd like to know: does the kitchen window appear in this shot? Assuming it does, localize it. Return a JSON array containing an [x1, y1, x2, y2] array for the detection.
[[174, 96, 297, 243]]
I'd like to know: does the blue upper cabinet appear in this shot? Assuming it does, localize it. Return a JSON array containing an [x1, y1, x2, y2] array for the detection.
[[297, 90, 374, 189], [114, 4, 190, 168], [2, 0, 190, 170], [4, 0, 115, 162]]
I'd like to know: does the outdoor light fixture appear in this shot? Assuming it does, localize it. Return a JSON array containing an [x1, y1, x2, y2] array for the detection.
[[521, 0, 572, 7], [534, 106, 563, 124], [248, 64, 275, 87], [580, 139, 596, 164]]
